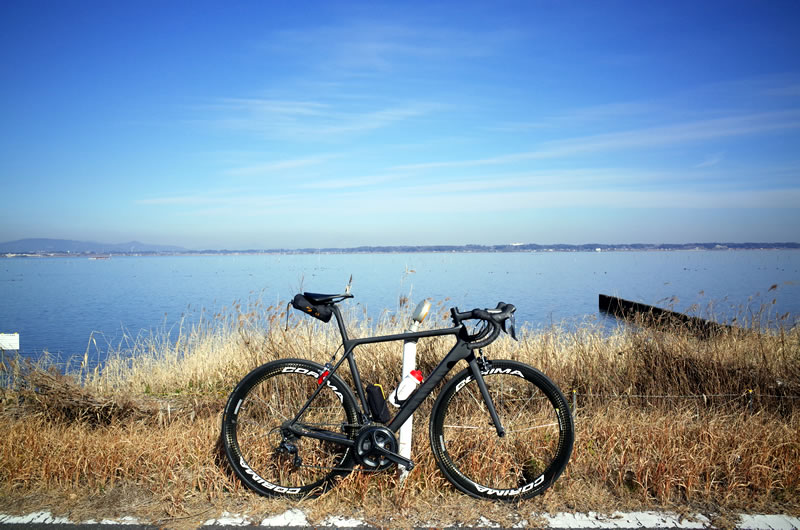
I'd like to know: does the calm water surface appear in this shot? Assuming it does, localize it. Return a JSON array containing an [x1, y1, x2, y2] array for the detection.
[[1, 251, 798, 364]]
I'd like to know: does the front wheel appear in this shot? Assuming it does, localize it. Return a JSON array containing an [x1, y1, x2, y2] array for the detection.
[[429, 360, 574, 500], [222, 359, 360, 498]]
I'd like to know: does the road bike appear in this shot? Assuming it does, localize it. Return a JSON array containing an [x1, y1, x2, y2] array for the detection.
[[221, 289, 574, 500]]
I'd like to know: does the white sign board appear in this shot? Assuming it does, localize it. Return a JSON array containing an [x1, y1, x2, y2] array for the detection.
[[0, 333, 20, 350]]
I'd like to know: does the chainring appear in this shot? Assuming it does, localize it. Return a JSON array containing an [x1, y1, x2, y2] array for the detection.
[[354, 425, 398, 470]]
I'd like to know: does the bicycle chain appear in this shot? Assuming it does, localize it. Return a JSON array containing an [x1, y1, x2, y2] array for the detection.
[[287, 422, 395, 474]]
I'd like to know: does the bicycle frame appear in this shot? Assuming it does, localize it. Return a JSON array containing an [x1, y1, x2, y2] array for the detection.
[[285, 304, 507, 451]]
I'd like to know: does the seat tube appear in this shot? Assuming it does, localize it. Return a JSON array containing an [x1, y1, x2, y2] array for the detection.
[[468, 358, 506, 437], [332, 305, 349, 342]]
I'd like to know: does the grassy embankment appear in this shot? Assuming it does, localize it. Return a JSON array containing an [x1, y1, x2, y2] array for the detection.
[[1, 297, 798, 528]]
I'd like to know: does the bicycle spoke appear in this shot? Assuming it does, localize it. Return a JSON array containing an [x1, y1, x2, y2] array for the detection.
[[443, 421, 557, 433], [431, 364, 573, 499], [223, 361, 359, 497], [507, 394, 540, 426]]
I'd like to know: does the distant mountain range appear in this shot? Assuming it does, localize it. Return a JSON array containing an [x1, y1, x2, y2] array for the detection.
[[1, 238, 798, 256], [0, 238, 186, 254]]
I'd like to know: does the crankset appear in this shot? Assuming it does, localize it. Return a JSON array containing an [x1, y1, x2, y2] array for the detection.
[[354, 425, 414, 471]]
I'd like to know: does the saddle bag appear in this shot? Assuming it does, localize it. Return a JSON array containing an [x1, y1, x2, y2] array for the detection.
[[291, 293, 334, 323]]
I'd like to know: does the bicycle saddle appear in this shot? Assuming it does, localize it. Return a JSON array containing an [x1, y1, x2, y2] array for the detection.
[[303, 292, 354, 304]]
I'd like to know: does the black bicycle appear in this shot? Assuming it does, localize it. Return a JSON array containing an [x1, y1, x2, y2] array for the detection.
[[221, 290, 574, 500]]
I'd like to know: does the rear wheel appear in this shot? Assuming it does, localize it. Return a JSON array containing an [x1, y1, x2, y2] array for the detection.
[[429, 360, 574, 500], [222, 359, 359, 498]]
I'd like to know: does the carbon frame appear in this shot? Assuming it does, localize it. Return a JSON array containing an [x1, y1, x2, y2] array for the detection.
[[285, 303, 506, 451]]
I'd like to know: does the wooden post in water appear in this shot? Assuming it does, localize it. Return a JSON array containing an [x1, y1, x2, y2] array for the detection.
[[599, 294, 731, 337]]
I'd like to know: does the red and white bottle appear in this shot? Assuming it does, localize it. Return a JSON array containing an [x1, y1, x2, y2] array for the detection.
[[388, 369, 423, 407]]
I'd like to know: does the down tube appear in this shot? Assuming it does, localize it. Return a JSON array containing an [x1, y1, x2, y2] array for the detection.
[[387, 341, 474, 432]]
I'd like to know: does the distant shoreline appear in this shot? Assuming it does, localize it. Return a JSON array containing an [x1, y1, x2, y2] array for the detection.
[[3, 241, 799, 258]]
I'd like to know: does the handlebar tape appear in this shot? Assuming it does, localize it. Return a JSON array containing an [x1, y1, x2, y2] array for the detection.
[[451, 302, 516, 349]]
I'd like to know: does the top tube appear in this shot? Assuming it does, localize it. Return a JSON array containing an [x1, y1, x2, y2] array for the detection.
[[331, 303, 462, 347]]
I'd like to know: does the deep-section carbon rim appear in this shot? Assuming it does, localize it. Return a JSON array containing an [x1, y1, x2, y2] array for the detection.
[[222, 359, 359, 498], [429, 360, 574, 500]]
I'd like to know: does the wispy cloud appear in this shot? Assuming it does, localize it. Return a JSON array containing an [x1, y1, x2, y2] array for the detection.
[[394, 110, 800, 171], [225, 155, 337, 177], [310, 104, 441, 136], [136, 188, 293, 207], [694, 153, 725, 169], [322, 183, 800, 214], [492, 101, 656, 132], [139, 185, 800, 221], [215, 98, 330, 117], [137, 195, 215, 206], [137, 159, 800, 223], [266, 23, 520, 74], [691, 74, 800, 99], [201, 97, 441, 141], [299, 172, 409, 190], [765, 83, 800, 97]]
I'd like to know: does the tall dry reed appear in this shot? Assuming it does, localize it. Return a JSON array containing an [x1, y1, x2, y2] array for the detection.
[[1, 297, 798, 525]]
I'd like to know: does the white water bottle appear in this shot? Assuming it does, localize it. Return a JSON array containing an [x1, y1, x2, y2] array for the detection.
[[388, 369, 423, 407]]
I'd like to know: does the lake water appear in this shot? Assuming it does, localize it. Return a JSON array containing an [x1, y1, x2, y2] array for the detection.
[[1, 251, 799, 365]]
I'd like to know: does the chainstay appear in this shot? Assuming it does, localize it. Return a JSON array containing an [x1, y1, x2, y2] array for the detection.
[[299, 422, 362, 429], [292, 464, 394, 473], [284, 422, 393, 473]]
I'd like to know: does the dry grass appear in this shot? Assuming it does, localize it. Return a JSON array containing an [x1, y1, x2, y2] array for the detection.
[[1, 298, 798, 527]]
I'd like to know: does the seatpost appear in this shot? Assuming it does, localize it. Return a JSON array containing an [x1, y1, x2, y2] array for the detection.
[[331, 304, 349, 343]]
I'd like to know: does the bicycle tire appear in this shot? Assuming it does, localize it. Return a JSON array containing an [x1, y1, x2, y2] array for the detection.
[[222, 358, 359, 498], [429, 360, 574, 500]]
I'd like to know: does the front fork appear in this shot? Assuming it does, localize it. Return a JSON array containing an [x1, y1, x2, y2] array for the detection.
[[467, 350, 506, 438]]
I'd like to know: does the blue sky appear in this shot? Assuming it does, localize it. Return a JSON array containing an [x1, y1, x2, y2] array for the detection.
[[1, 1, 799, 249]]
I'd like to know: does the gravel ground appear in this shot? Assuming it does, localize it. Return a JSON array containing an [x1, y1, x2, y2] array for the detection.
[[1, 510, 799, 529]]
